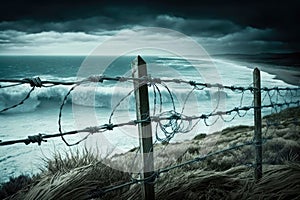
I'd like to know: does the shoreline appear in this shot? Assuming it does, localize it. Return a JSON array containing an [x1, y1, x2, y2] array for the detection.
[[246, 64, 300, 86], [218, 58, 300, 86], [213, 53, 300, 86]]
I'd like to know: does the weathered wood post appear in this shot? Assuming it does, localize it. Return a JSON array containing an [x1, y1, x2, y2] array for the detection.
[[253, 68, 262, 181], [132, 56, 155, 200]]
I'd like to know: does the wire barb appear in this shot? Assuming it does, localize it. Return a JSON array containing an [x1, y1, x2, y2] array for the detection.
[[25, 133, 46, 145], [23, 77, 43, 87]]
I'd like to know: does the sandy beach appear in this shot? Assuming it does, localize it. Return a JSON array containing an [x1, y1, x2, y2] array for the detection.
[[215, 52, 300, 86]]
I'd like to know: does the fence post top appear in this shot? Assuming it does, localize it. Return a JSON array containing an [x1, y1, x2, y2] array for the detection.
[[254, 67, 260, 73], [133, 55, 146, 65]]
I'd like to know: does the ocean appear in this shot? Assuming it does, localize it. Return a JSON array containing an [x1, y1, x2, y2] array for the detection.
[[0, 55, 298, 183]]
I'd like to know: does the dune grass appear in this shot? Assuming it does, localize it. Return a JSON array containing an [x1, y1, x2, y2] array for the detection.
[[1, 148, 130, 200]]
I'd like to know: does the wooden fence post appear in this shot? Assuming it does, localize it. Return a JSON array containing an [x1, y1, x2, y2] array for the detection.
[[132, 56, 155, 200], [253, 68, 262, 181]]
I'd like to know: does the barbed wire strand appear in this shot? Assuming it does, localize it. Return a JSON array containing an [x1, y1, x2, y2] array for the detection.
[[3, 76, 299, 92], [1, 76, 299, 117], [58, 84, 81, 146], [0, 83, 23, 88], [0, 87, 35, 113], [0, 100, 288, 147], [0, 120, 139, 146]]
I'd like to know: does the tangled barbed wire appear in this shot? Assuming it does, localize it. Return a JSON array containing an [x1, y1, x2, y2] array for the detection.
[[0, 75, 299, 146], [1, 74, 300, 198]]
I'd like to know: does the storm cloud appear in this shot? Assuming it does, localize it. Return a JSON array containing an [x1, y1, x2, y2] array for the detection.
[[0, 0, 299, 55]]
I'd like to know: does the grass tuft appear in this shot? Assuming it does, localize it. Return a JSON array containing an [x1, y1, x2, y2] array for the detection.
[[0, 175, 33, 200]]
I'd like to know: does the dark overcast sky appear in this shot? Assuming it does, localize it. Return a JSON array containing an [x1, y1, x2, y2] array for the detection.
[[0, 0, 299, 55]]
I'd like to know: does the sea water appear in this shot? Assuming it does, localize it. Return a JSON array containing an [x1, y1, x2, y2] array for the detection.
[[0, 55, 298, 183]]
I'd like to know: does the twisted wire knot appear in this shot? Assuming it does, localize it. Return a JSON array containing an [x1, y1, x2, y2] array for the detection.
[[23, 77, 42, 87], [104, 123, 114, 130], [25, 133, 46, 145]]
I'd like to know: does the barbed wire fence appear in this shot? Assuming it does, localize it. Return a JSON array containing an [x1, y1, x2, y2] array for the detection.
[[0, 56, 300, 200]]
